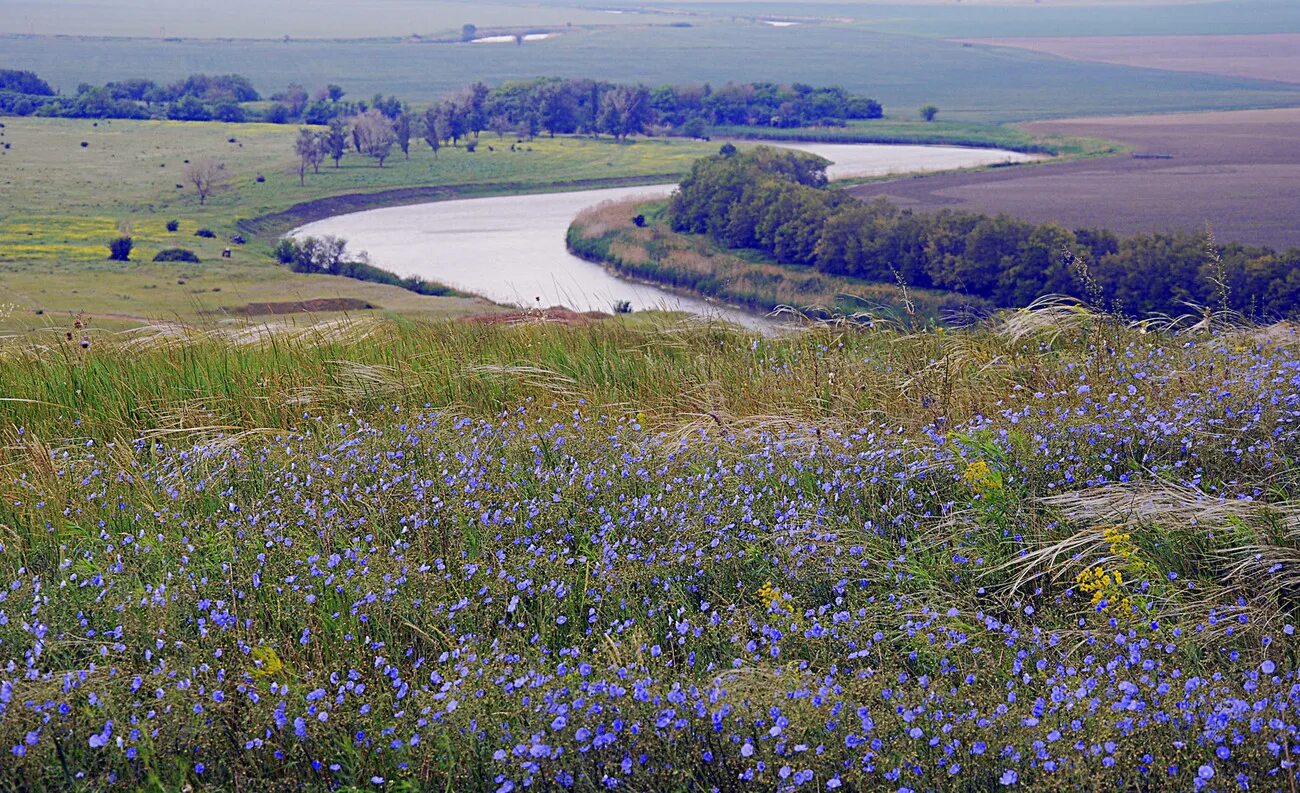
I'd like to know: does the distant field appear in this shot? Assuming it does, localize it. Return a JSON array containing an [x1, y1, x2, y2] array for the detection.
[[5, 23, 1300, 122], [9, 0, 1273, 42], [847, 108, 1300, 250], [963, 33, 1300, 84], [0, 0, 678, 39]]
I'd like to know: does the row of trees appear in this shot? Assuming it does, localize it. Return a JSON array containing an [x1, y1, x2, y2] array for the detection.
[[0, 70, 267, 120], [440, 78, 884, 140], [292, 110, 403, 180], [668, 146, 1300, 318], [2, 68, 888, 140], [0, 68, 406, 126]]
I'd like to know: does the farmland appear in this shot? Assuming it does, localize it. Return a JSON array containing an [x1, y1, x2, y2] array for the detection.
[[6, 22, 1300, 123], [847, 107, 1300, 251], [962, 33, 1300, 85]]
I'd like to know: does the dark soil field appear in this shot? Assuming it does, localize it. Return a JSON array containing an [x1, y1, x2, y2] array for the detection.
[[961, 34, 1300, 85], [847, 108, 1300, 250]]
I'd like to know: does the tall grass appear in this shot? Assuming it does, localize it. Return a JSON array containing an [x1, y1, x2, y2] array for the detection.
[[3, 309, 1300, 791]]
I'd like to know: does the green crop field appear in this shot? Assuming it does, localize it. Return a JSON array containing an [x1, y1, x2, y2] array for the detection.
[[6, 20, 1300, 123]]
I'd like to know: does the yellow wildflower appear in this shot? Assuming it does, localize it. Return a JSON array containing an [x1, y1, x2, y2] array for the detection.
[[757, 581, 790, 613], [251, 646, 284, 677], [962, 460, 1000, 493]]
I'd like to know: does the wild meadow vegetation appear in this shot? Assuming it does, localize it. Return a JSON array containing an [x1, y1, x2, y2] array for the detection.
[[2, 305, 1300, 790]]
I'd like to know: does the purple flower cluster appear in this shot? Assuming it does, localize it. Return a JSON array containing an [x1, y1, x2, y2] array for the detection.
[[2, 334, 1300, 790]]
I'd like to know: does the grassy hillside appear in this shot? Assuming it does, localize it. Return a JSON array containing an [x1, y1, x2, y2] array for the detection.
[[2, 309, 1300, 789]]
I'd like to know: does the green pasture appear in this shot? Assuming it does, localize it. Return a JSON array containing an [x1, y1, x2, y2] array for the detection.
[[0, 117, 730, 329]]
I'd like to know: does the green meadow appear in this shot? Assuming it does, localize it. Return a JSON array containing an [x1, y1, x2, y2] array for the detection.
[[0, 117, 731, 329], [0, 114, 1080, 331]]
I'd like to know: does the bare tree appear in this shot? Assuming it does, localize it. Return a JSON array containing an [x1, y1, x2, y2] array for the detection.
[[183, 159, 225, 205], [294, 128, 326, 185], [351, 109, 397, 167]]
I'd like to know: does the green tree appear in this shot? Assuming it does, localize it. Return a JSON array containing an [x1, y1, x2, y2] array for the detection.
[[919, 105, 939, 122], [294, 128, 325, 185], [395, 111, 413, 160], [422, 107, 446, 157], [597, 84, 651, 142], [324, 118, 349, 168]]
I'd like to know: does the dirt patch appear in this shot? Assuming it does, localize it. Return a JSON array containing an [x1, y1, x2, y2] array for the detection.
[[223, 298, 378, 316], [847, 108, 1300, 250], [961, 34, 1300, 85], [464, 306, 612, 327]]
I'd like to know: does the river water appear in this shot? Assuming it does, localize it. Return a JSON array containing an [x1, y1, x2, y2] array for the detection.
[[293, 142, 1037, 326]]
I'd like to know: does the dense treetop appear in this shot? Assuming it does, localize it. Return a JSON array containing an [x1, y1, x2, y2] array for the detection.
[[0, 68, 883, 138]]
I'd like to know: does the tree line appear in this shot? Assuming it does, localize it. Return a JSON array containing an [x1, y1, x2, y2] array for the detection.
[[668, 146, 1300, 319], [466, 78, 883, 139], [1, 68, 885, 140], [0, 68, 400, 125]]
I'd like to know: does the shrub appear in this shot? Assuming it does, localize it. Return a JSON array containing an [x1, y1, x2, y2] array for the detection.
[[272, 238, 299, 264], [230, 234, 246, 245], [166, 219, 180, 232], [106, 236, 133, 261], [152, 248, 201, 263], [195, 228, 216, 239]]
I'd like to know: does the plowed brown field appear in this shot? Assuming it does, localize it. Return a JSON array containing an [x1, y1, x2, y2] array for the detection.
[[847, 108, 1300, 250]]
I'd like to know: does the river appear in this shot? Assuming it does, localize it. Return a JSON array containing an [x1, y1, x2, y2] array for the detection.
[[292, 142, 1038, 327]]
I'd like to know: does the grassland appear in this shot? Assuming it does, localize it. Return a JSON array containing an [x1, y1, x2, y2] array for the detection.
[[0, 117, 739, 329], [3, 308, 1300, 790]]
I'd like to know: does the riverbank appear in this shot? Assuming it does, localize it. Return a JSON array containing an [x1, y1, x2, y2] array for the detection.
[[566, 198, 995, 323], [288, 141, 1041, 325]]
